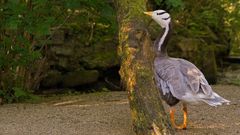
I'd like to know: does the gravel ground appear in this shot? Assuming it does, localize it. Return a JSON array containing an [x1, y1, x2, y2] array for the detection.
[[0, 85, 239, 135]]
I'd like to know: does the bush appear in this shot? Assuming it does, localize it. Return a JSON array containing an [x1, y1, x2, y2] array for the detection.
[[0, 0, 115, 103]]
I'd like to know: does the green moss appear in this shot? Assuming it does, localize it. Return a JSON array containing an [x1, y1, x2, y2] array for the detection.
[[138, 67, 152, 78], [129, 91, 150, 134]]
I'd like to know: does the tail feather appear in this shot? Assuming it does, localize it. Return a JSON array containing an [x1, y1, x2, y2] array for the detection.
[[201, 92, 230, 107]]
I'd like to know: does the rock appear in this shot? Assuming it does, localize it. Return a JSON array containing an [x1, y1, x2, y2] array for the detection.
[[57, 57, 69, 70], [50, 46, 73, 56], [49, 30, 65, 45], [62, 70, 99, 87], [78, 42, 119, 69], [51, 56, 80, 72], [40, 29, 119, 89], [41, 70, 63, 88]]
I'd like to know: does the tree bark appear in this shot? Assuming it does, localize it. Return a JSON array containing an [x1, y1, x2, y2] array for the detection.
[[114, 0, 174, 135]]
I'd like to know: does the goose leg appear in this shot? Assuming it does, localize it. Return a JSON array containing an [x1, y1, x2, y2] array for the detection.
[[169, 103, 188, 130], [169, 107, 178, 128], [182, 103, 187, 130]]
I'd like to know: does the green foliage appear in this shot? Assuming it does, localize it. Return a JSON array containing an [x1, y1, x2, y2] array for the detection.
[[166, 0, 184, 8], [187, 1, 240, 55], [171, 1, 224, 39], [0, 87, 40, 103], [154, 0, 184, 9], [222, 0, 240, 55], [151, 0, 240, 70], [0, 1, 58, 103], [154, 0, 240, 55], [63, 0, 116, 45], [0, 0, 116, 103]]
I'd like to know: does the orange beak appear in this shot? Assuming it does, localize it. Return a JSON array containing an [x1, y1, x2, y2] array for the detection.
[[144, 11, 153, 17]]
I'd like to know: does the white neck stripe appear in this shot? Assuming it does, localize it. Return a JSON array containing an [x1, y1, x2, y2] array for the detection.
[[158, 25, 169, 51]]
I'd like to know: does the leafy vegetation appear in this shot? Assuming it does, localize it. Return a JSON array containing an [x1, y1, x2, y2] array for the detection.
[[0, 0, 115, 103], [154, 0, 240, 55], [154, 0, 183, 9], [0, 0, 239, 103], [222, 0, 240, 55]]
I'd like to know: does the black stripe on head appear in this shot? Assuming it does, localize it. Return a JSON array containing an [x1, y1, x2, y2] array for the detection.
[[163, 17, 170, 20], [157, 12, 166, 15]]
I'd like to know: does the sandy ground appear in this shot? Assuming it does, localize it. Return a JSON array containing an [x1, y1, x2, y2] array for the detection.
[[0, 85, 239, 135]]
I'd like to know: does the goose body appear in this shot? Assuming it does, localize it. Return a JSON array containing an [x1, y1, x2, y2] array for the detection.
[[154, 56, 229, 106], [144, 10, 230, 129]]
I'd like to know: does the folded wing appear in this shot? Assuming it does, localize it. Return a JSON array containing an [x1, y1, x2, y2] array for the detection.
[[154, 58, 230, 106]]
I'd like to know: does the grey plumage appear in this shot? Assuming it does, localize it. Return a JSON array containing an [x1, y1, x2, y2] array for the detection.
[[154, 57, 230, 107]]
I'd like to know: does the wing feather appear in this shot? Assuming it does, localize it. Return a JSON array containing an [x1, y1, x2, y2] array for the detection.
[[177, 58, 212, 96], [154, 57, 229, 106], [154, 58, 214, 98], [154, 58, 186, 99]]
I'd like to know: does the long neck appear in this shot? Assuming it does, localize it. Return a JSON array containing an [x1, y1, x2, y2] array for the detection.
[[155, 23, 172, 56]]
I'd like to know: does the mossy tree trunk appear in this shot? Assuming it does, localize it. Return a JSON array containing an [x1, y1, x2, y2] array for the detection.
[[114, 0, 174, 135]]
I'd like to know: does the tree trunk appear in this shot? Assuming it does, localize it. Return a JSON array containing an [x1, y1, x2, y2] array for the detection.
[[114, 0, 174, 135]]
